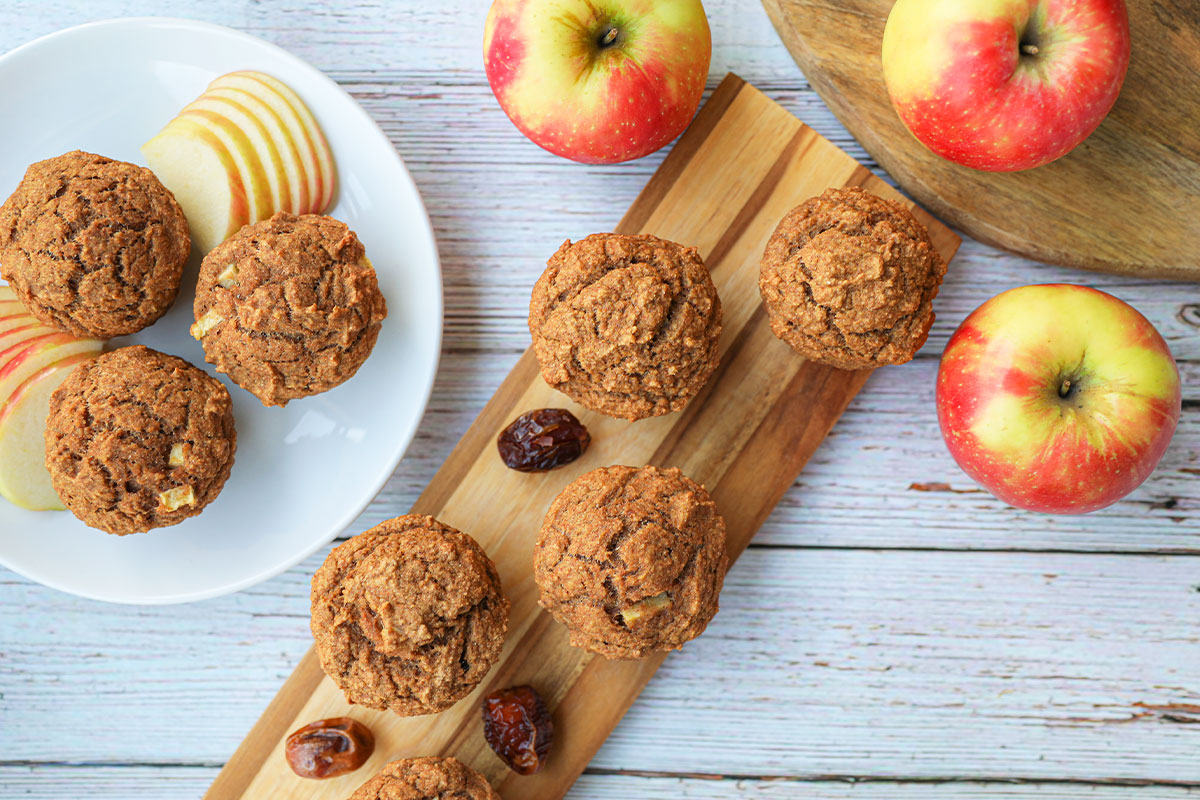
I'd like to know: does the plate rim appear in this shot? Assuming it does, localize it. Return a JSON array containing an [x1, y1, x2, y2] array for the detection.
[[0, 16, 444, 604]]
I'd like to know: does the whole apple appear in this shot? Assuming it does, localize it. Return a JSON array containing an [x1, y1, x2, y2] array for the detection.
[[483, 0, 711, 164], [882, 0, 1130, 172], [936, 285, 1180, 514]]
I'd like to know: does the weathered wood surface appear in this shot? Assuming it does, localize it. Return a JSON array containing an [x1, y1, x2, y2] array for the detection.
[[762, 0, 1200, 280], [7, 768, 1199, 799], [1, 1, 1198, 798], [6, 549, 1200, 784]]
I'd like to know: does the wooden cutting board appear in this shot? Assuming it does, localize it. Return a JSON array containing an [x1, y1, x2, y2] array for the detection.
[[762, 0, 1200, 281], [204, 74, 960, 800]]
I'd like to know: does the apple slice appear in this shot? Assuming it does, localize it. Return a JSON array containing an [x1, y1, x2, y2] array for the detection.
[[1, 330, 69, 369], [195, 89, 309, 215], [0, 320, 54, 352], [206, 71, 328, 214], [0, 317, 39, 336], [0, 332, 102, 405], [208, 71, 336, 213], [173, 109, 273, 227], [184, 95, 294, 216], [0, 351, 98, 510], [202, 85, 313, 215], [0, 300, 45, 339], [242, 71, 336, 211], [1, 284, 27, 315], [142, 117, 251, 255], [0, 320, 103, 510], [0, 299, 44, 338], [0, 304, 28, 322]]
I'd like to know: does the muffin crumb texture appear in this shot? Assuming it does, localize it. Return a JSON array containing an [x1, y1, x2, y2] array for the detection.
[[192, 212, 387, 406], [348, 757, 499, 800], [529, 233, 722, 421], [759, 186, 946, 370], [0, 150, 189, 338], [311, 514, 509, 716], [44, 345, 236, 535], [534, 465, 728, 659]]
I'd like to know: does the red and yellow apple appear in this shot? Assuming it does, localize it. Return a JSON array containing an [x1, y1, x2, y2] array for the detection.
[[142, 70, 336, 255], [936, 284, 1180, 514], [0, 285, 102, 510], [484, 0, 711, 164], [882, 0, 1131, 172]]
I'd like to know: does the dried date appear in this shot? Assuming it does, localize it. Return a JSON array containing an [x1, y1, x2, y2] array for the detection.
[[497, 408, 590, 472], [481, 685, 554, 775], [284, 717, 375, 779]]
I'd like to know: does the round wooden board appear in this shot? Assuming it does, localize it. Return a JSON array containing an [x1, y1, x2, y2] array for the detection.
[[762, 0, 1200, 281]]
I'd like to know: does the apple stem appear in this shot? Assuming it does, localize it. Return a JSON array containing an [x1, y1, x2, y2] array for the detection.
[[1059, 378, 1073, 398], [599, 26, 619, 48], [1021, 43, 1039, 56]]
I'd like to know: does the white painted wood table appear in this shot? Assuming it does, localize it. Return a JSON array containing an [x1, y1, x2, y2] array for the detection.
[[2, 2, 1198, 798]]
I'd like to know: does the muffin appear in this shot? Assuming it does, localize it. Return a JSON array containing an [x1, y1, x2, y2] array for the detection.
[[758, 186, 947, 370], [349, 758, 498, 800], [528, 233, 722, 421], [534, 465, 728, 659], [44, 346, 236, 535], [311, 515, 510, 716], [190, 212, 387, 406], [0, 151, 189, 338]]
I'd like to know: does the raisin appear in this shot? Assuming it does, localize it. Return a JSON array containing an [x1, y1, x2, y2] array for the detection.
[[497, 408, 591, 472], [481, 685, 554, 775], [284, 717, 375, 779]]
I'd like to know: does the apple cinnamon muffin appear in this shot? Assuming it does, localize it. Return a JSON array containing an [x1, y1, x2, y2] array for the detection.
[[0, 151, 189, 338], [44, 345, 236, 535], [349, 758, 499, 800], [534, 464, 728, 659], [311, 514, 510, 716], [190, 212, 387, 406], [529, 233, 722, 421], [759, 186, 946, 370]]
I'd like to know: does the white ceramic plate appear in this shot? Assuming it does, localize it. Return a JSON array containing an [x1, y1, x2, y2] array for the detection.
[[0, 19, 442, 604]]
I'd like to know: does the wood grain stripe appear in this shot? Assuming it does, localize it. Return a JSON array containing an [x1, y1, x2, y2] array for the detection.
[[617, 74, 745, 236], [714, 361, 873, 552], [704, 128, 811, 270], [648, 304, 771, 468], [645, 127, 807, 467]]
